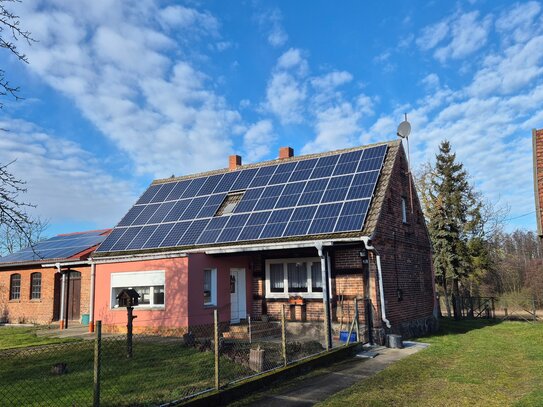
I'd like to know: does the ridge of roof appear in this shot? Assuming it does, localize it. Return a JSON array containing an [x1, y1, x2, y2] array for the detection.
[[153, 139, 400, 185], [56, 229, 112, 237]]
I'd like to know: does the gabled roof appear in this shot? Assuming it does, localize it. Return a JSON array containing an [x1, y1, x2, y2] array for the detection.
[[0, 229, 112, 268], [95, 140, 401, 257]]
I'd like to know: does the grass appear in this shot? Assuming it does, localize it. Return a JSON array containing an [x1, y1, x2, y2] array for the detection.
[[0, 328, 251, 406], [320, 319, 543, 407], [0, 326, 76, 349]]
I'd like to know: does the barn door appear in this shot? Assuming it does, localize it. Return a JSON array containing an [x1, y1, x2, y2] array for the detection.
[[67, 271, 81, 321]]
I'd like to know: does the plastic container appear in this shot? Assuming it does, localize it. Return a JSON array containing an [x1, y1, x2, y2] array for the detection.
[[339, 331, 357, 342], [80, 314, 90, 326]]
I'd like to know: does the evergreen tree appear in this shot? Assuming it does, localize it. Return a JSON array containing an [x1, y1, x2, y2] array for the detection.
[[425, 141, 482, 318]]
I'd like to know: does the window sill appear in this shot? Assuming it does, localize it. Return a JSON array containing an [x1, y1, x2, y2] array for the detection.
[[203, 304, 217, 309], [110, 306, 165, 311], [8, 300, 21, 303], [30, 299, 42, 303], [265, 293, 324, 299]]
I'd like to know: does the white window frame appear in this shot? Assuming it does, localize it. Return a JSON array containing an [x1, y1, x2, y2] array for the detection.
[[204, 268, 217, 306], [401, 196, 408, 224], [265, 258, 324, 299], [110, 270, 165, 310]]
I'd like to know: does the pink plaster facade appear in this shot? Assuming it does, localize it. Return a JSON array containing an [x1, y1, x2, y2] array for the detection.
[[94, 253, 252, 333]]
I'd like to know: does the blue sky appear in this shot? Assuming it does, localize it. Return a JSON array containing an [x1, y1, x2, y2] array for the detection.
[[0, 0, 541, 236]]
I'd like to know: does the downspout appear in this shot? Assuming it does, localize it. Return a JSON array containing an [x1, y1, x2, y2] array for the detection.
[[361, 237, 391, 329], [316, 243, 332, 350], [58, 263, 66, 330], [88, 261, 95, 333]]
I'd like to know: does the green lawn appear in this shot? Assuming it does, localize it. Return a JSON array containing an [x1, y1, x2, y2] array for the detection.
[[0, 328, 251, 406], [0, 327, 76, 349], [320, 319, 543, 407]]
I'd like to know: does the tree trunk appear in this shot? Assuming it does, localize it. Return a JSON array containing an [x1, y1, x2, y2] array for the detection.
[[442, 278, 452, 318], [452, 278, 461, 320]]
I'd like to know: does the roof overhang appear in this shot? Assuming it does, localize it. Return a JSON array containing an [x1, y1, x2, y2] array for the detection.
[[90, 250, 188, 264]]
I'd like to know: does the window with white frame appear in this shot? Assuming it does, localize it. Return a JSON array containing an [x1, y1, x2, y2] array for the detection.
[[401, 197, 408, 224], [265, 258, 323, 298], [110, 270, 165, 309], [203, 268, 217, 306]]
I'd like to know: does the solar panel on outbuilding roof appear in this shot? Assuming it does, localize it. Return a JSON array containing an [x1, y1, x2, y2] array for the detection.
[[95, 144, 388, 253], [0, 230, 109, 264]]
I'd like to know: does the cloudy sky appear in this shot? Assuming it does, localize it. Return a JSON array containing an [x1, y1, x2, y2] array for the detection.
[[0, 0, 540, 235]]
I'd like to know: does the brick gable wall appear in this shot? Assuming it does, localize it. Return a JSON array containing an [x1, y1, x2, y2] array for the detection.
[[533, 129, 543, 237], [371, 142, 437, 339]]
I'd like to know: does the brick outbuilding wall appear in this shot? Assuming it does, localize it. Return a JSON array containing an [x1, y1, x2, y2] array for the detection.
[[0, 265, 91, 325], [533, 129, 543, 237]]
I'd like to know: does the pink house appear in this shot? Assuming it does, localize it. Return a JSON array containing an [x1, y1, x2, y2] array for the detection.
[[92, 142, 437, 343]]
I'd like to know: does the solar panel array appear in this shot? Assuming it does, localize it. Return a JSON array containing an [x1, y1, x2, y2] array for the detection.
[[96, 144, 388, 253], [0, 230, 109, 264]]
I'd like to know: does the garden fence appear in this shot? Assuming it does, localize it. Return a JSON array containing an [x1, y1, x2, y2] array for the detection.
[[0, 302, 361, 406]]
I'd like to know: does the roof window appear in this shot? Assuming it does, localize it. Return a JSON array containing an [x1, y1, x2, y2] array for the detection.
[[215, 192, 245, 216]]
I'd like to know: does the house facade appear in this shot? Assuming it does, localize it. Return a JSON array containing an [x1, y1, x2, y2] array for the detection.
[[92, 141, 437, 343], [0, 230, 110, 327]]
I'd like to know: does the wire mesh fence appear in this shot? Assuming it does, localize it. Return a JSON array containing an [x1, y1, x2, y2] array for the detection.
[[0, 304, 362, 406]]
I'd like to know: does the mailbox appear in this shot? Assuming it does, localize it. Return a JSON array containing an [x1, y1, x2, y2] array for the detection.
[[116, 288, 140, 307]]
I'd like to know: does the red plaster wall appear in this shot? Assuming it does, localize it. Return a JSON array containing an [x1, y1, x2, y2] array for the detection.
[[94, 257, 189, 333], [187, 253, 252, 326]]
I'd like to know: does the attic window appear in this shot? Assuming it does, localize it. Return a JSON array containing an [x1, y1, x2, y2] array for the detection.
[[215, 191, 244, 216]]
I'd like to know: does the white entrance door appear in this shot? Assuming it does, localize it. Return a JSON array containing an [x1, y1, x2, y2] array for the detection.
[[230, 268, 246, 323]]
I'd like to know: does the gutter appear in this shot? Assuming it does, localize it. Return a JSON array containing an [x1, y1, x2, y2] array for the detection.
[[361, 237, 391, 329], [90, 251, 188, 264]]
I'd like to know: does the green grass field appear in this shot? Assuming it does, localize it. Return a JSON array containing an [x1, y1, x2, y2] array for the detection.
[[0, 327, 250, 406], [320, 319, 543, 407], [0, 326, 76, 349]]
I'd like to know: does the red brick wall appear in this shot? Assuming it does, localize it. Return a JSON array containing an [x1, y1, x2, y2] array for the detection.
[[372, 143, 436, 336], [534, 129, 543, 237], [0, 265, 91, 325]]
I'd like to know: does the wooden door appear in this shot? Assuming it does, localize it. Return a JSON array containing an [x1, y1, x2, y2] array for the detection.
[[67, 271, 81, 321]]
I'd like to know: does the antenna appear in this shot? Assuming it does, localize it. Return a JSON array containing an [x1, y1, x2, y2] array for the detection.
[[396, 114, 414, 213]]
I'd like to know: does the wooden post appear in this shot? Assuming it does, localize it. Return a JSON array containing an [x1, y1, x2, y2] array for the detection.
[[214, 309, 220, 390], [248, 314, 252, 344], [532, 297, 537, 322], [281, 305, 287, 366], [127, 306, 134, 358], [93, 321, 102, 407], [491, 297, 495, 319]]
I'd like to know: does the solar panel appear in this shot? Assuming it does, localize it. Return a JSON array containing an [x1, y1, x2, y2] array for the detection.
[[0, 230, 109, 264], [96, 144, 388, 253]]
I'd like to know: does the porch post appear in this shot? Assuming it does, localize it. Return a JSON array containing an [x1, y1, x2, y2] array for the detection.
[[58, 264, 66, 330], [317, 243, 332, 350]]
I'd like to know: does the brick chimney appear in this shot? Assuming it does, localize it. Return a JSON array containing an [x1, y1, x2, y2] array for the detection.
[[229, 155, 242, 170], [533, 129, 543, 238], [279, 147, 294, 159]]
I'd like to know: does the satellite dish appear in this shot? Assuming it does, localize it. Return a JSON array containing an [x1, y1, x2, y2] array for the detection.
[[397, 120, 411, 139]]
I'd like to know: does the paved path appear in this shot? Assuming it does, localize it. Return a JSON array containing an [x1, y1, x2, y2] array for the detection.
[[241, 342, 428, 406]]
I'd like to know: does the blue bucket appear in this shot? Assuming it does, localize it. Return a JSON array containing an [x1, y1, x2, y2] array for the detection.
[[339, 331, 357, 342], [81, 314, 90, 326]]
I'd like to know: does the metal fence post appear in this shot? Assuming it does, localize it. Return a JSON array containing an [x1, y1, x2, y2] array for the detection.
[[281, 305, 287, 366], [93, 320, 102, 407], [354, 298, 360, 342], [214, 309, 220, 390]]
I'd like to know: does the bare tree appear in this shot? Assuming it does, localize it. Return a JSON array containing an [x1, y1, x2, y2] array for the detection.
[[1, 0, 35, 108], [0, 215, 48, 256]]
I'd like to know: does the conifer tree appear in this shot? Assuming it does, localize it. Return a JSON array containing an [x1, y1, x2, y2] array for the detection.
[[425, 141, 481, 318]]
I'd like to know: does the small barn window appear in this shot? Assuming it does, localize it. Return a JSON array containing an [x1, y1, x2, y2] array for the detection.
[[10, 274, 21, 300], [30, 272, 42, 300], [401, 197, 408, 224], [215, 192, 244, 216]]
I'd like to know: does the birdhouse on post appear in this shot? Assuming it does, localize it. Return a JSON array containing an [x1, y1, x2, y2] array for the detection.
[[116, 289, 140, 358]]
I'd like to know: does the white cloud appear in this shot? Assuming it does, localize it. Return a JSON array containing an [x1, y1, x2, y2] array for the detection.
[[243, 120, 276, 162], [265, 48, 308, 124], [421, 73, 440, 89], [495, 1, 541, 44], [257, 8, 288, 48], [434, 11, 492, 62], [416, 20, 449, 51], [14, 0, 240, 178], [0, 119, 136, 227]]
